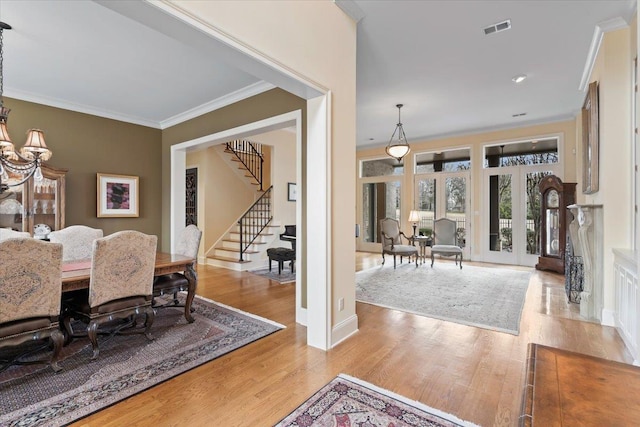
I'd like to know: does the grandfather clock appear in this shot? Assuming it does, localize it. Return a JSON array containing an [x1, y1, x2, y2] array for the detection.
[[535, 175, 576, 274]]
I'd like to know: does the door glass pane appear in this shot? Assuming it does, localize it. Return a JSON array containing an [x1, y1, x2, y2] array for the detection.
[[445, 176, 466, 247], [416, 178, 436, 237], [525, 171, 553, 255], [362, 181, 401, 243], [489, 173, 512, 252]]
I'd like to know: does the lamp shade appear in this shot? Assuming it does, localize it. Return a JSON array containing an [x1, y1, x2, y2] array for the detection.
[[408, 210, 421, 223], [386, 143, 410, 161], [20, 129, 52, 161], [0, 107, 12, 148]]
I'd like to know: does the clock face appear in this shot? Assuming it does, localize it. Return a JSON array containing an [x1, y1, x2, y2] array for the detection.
[[547, 190, 559, 208], [34, 223, 51, 239]]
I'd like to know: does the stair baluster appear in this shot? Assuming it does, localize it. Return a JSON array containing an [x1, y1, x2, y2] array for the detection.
[[226, 139, 264, 191], [238, 186, 273, 261]]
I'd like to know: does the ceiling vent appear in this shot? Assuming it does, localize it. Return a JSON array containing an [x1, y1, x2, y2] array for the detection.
[[512, 112, 527, 118], [484, 19, 511, 35]]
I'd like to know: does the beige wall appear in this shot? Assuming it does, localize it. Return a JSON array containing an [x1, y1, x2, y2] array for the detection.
[[163, 1, 357, 341], [6, 97, 162, 239], [580, 26, 634, 314], [357, 119, 577, 260]]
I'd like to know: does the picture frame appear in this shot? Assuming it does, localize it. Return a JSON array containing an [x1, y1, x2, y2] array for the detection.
[[287, 182, 297, 202], [97, 173, 139, 217], [581, 81, 599, 194]]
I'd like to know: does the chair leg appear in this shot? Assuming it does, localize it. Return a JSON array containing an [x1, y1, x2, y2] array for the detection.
[[144, 308, 155, 341], [393, 255, 397, 269], [269, 257, 273, 271], [87, 321, 100, 360], [381, 253, 385, 265], [431, 252, 435, 268], [50, 329, 64, 373], [459, 255, 463, 269]]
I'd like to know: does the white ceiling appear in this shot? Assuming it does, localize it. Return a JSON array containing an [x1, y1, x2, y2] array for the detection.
[[0, 0, 637, 147]]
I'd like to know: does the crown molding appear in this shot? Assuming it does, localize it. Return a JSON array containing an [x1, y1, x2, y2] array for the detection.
[[4, 88, 162, 128], [4, 80, 275, 130], [579, 17, 629, 92], [334, 0, 365, 23], [159, 81, 275, 129]]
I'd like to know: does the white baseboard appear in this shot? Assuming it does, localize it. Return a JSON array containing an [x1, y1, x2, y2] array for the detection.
[[331, 314, 358, 347], [296, 307, 307, 326], [601, 309, 615, 327]]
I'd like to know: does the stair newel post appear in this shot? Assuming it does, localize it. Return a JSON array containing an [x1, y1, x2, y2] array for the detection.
[[238, 219, 244, 262], [259, 156, 263, 191]]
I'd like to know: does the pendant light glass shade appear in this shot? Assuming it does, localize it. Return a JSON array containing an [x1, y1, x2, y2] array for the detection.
[[385, 104, 410, 162]]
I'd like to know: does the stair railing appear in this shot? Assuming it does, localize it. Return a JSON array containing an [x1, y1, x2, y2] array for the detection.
[[238, 186, 273, 261], [225, 139, 264, 191]]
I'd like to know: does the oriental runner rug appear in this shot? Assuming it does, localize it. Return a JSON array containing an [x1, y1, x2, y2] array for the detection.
[[274, 374, 478, 427], [356, 262, 531, 335], [0, 295, 284, 427]]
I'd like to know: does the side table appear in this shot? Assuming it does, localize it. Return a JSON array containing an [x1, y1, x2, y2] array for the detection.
[[410, 236, 431, 265]]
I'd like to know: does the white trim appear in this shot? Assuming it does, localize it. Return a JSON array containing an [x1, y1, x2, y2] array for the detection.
[[296, 307, 308, 326], [331, 315, 359, 347], [4, 88, 161, 129], [334, 0, 365, 23], [336, 374, 480, 427], [579, 17, 630, 92], [195, 294, 287, 329], [160, 81, 275, 129], [601, 308, 616, 327]]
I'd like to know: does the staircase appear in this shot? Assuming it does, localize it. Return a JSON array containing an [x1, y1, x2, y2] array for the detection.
[[207, 142, 278, 271]]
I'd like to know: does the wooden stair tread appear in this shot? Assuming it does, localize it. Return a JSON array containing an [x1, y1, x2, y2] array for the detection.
[[223, 239, 266, 245], [216, 247, 259, 254]]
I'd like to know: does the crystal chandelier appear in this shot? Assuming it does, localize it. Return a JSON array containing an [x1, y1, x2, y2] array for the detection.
[[0, 21, 52, 193], [385, 104, 410, 162]]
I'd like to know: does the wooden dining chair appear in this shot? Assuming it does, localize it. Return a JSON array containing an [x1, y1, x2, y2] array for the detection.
[[62, 230, 157, 360], [48, 225, 103, 262], [0, 238, 64, 372], [152, 225, 201, 312]]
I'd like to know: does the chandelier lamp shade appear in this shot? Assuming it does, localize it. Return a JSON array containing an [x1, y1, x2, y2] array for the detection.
[[0, 21, 53, 193], [385, 103, 411, 162]]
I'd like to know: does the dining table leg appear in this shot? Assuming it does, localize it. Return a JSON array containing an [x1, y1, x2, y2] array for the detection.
[[183, 264, 197, 323]]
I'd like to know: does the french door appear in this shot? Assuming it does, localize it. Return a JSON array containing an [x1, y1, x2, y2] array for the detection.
[[483, 165, 555, 266], [414, 171, 470, 259]]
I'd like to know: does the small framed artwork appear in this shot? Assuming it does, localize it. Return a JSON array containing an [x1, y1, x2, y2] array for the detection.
[[287, 182, 297, 202], [97, 173, 139, 217], [582, 81, 599, 194]]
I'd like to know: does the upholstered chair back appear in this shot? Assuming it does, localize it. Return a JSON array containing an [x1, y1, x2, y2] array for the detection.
[[49, 225, 104, 262], [433, 218, 457, 246], [89, 230, 157, 308], [0, 229, 30, 241], [175, 224, 202, 260], [0, 238, 63, 323], [379, 218, 401, 246]]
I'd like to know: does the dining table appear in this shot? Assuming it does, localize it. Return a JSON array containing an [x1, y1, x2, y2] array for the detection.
[[61, 252, 198, 323]]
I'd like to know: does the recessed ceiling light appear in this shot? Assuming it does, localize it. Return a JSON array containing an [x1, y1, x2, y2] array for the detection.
[[512, 74, 527, 83]]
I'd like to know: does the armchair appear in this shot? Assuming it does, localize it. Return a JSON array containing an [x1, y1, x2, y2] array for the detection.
[[379, 218, 418, 269], [62, 230, 157, 360], [48, 225, 104, 262], [430, 218, 463, 269], [152, 224, 201, 322], [0, 238, 64, 373]]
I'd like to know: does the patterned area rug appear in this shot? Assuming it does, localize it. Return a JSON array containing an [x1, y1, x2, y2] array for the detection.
[[275, 374, 478, 427], [356, 262, 531, 335], [249, 266, 296, 284], [0, 295, 283, 427]]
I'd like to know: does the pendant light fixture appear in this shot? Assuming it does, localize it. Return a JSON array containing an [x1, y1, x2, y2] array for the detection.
[[385, 104, 410, 162]]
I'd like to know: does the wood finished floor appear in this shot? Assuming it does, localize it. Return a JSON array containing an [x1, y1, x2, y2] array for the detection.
[[72, 253, 633, 427]]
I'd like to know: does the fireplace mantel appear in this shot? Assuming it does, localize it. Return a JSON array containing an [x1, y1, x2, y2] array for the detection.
[[567, 204, 604, 321]]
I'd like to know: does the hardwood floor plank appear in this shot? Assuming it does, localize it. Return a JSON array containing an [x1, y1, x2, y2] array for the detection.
[[70, 253, 633, 427]]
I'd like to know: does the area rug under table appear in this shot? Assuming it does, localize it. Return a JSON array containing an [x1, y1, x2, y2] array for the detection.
[[0, 295, 284, 427], [275, 374, 478, 427], [356, 262, 531, 335]]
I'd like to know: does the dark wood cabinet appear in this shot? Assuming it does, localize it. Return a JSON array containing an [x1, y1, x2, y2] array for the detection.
[[535, 175, 576, 274]]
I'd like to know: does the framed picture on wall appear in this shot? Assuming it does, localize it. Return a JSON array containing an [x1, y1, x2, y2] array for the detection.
[[582, 81, 599, 194], [97, 173, 139, 217], [287, 182, 297, 202]]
